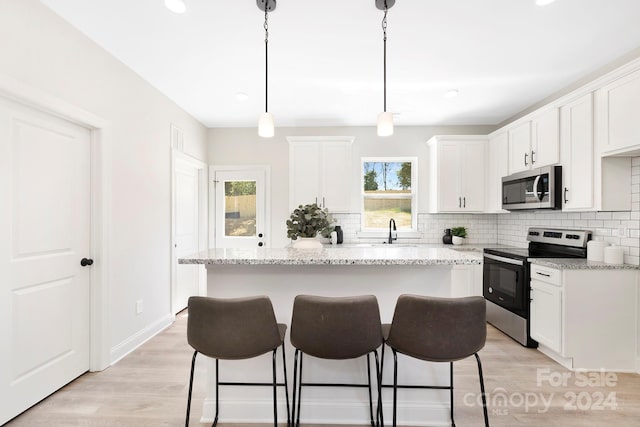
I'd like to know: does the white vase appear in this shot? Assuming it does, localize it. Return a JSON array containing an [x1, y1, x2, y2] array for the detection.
[[452, 236, 465, 245], [292, 237, 323, 249]]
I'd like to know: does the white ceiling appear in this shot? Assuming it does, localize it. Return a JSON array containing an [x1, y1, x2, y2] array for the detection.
[[40, 0, 640, 129]]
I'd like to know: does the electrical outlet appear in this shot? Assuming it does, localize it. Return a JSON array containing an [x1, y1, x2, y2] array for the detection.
[[136, 299, 143, 315], [617, 225, 627, 237]]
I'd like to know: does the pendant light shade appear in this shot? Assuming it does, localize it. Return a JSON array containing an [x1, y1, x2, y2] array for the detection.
[[258, 112, 274, 138], [257, 0, 276, 138], [376, 0, 395, 136], [377, 111, 394, 137]]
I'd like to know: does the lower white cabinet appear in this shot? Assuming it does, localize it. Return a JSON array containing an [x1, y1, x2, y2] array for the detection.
[[530, 277, 562, 353], [529, 263, 638, 371]]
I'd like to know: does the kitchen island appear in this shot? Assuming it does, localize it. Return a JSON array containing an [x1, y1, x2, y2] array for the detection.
[[179, 245, 483, 425]]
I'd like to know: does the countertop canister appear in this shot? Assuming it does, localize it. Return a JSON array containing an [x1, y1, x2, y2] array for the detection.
[[603, 245, 624, 265], [587, 240, 610, 262]]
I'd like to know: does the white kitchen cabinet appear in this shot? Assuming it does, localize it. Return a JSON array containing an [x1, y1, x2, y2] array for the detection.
[[530, 276, 562, 354], [595, 67, 640, 155], [427, 136, 488, 213], [487, 131, 509, 212], [508, 107, 559, 174], [529, 263, 638, 371], [288, 136, 354, 213], [560, 93, 594, 211]]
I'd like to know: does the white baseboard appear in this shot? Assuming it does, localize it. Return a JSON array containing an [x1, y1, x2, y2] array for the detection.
[[109, 314, 173, 365], [537, 345, 574, 370], [201, 398, 450, 426]]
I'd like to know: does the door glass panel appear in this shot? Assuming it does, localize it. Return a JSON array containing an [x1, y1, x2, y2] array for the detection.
[[224, 180, 256, 237]]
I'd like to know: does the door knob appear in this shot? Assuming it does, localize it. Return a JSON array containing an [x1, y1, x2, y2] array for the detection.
[[80, 258, 94, 267]]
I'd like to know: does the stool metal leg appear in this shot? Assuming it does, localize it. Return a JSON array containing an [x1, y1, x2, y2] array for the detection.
[[392, 348, 398, 427], [213, 359, 219, 427], [373, 349, 383, 427], [367, 353, 375, 427], [185, 350, 198, 427], [272, 349, 278, 427], [282, 343, 291, 427], [450, 362, 455, 427], [474, 353, 489, 427], [292, 349, 304, 427]]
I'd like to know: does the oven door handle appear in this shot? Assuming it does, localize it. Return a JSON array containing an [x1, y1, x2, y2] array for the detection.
[[484, 253, 525, 266]]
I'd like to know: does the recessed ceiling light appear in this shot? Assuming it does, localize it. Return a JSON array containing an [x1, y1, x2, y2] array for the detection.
[[165, 0, 186, 14], [235, 92, 249, 101], [536, 0, 556, 6], [444, 89, 459, 99]]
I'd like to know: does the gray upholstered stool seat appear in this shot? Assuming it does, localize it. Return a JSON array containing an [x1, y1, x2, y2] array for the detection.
[[290, 294, 383, 427], [382, 294, 489, 427], [185, 296, 290, 427]]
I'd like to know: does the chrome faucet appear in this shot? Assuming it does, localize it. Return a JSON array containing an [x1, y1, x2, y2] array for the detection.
[[388, 218, 397, 244]]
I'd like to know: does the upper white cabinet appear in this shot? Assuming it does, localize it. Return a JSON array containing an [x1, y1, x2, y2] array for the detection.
[[288, 136, 354, 213], [508, 107, 560, 174], [595, 67, 640, 155], [428, 136, 488, 213], [487, 131, 509, 212], [560, 93, 594, 211]]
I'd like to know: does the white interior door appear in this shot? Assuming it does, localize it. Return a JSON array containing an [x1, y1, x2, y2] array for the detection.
[[0, 97, 91, 424], [172, 154, 207, 313], [213, 167, 269, 249]]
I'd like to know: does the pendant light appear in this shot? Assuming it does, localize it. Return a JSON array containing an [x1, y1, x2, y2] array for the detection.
[[376, 0, 395, 136], [257, 0, 276, 138]]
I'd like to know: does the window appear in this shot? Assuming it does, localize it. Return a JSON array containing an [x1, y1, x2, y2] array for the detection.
[[361, 157, 417, 231]]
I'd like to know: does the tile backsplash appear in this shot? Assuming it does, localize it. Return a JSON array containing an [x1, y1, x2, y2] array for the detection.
[[332, 157, 639, 265]]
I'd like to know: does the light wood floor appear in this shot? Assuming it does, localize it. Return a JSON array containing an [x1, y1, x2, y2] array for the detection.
[[5, 311, 640, 427]]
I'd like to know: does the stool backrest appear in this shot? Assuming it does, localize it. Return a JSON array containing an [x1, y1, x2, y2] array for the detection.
[[187, 296, 282, 359], [290, 294, 383, 359], [386, 295, 486, 362]]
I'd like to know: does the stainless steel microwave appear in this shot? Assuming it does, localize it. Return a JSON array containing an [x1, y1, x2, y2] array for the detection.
[[502, 165, 562, 210]]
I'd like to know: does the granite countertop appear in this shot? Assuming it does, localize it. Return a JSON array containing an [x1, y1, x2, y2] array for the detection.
[[529, 258, 640, 270], [179, 245, 483, 266]]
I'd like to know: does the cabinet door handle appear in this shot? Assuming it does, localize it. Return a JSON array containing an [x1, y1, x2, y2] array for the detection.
[[463, 197, 466, 208], [458, 197, 462, 208], [315, 197, 318, 205], [323, 196, 325, 208], [531, 150, 536, 164], [535, 271, 551, 277], [564, 187, 569, 204], [524, 152, 529, 166]]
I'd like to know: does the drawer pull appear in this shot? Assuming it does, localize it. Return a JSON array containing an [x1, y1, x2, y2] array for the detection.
[[536, 272, 551, 277]]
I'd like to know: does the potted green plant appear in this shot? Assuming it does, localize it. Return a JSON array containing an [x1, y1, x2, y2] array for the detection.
[[451, 226, 467, 245], [286, 203, 334, 248]]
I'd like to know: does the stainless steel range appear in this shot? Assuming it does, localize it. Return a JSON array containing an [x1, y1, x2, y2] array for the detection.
[[483, 227, 592, 347]]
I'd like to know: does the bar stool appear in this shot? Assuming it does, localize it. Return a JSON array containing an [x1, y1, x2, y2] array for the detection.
[[185, 296, 290, 427], [290, 294, 383, 427], [382, 295, 489, 427]]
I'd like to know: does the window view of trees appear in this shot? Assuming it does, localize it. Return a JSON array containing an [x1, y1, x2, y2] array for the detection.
[[362, 161, 413, 229]]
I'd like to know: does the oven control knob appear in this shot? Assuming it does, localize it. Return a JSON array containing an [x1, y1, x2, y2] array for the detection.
[[488, 287, 493, 293]]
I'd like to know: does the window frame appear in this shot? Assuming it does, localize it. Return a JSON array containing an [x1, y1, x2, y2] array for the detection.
[[360, 156, 418, 233]]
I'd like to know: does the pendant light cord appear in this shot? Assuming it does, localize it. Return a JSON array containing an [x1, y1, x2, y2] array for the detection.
[[382, 6, 388, 113], [264, 10, 269, 113]]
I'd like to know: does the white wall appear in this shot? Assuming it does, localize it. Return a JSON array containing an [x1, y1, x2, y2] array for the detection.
[[208, 125, 496, 248], [0, 0, 208, 362]]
